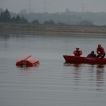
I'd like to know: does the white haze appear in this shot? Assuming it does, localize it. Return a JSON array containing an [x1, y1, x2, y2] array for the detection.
[[0, 0, 106, 13]]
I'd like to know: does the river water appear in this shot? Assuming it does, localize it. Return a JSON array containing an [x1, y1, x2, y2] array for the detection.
[[0, 33, 106, 106]]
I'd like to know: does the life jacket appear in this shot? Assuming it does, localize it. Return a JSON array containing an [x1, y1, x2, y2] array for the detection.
[[97, 47, 105, 55], [73, 50, 82, 56]]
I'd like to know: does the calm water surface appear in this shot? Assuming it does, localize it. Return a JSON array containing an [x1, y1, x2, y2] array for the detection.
[[0, 33, 106, 106]]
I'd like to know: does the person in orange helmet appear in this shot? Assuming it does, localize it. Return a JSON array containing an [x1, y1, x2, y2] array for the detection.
[[96, 44, 105, 58], [73, 48, 82, 56]]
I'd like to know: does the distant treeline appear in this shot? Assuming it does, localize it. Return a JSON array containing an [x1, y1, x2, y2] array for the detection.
[[0, 9, 61, 25], [0, 9, 28, 23], [0, 9, 95, 26]]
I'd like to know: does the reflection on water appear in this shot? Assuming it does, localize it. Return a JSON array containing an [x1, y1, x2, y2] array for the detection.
[[64, 63, 105, 91], [16, 65, 39, 71], [72, 64, 82, 80], [72, 64, 82, 90], [96, 65, 104, 91]]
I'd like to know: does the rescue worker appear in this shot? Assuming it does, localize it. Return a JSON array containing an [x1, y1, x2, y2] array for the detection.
[[87, 51, 96, 58], [73, 48, 82, 56], [96, 44, 105, 58]]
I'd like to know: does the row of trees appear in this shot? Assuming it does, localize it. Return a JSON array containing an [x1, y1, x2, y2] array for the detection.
[[0, 9, 94, 26], [0, 9, 57, 25], [0, 9, 27, 23], [0, 9, 65, 25]]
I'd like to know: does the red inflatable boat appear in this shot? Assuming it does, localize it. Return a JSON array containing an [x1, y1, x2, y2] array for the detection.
[[16, 55, 39, 67], [63, 55, 106, 64]]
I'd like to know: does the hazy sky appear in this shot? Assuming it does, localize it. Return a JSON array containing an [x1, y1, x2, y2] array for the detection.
[[0, 0, 106, 13]]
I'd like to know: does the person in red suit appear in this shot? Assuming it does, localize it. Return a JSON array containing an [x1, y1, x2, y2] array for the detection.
[[73, 48, 82, 56], [96, 44, 105, 58]]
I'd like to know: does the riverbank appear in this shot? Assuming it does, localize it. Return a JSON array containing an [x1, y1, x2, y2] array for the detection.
[[0, 23, 106, 35]]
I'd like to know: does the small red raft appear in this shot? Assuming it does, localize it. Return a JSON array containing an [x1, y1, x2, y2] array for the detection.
[[16, 55, 39, 67], [63, 55, 106, 64]]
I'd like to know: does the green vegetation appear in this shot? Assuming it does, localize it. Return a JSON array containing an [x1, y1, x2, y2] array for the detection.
[[0, 9, 27, 23], [0, 9, 94, 26]]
